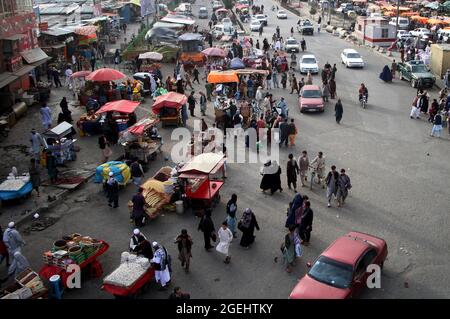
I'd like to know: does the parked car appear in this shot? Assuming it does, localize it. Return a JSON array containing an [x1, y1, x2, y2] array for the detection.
[[410, 28, 431, 38], [397, 60, 436, 88], [198, 7, 208, 19], [212, 24, 235, 38], [289, 232, 388, 299], [285, 37, 299, 53], [277, 10, 288, 19], [299, 54, 319, 74], [253, 14, 268, 26], [299, 85, 324, 113], [250, 20, 262, 32], [336, 3, 353, 14], [437, 28, 450, 42], [397, 30, 413, 40], [297, 19, 314, 35], [212, 1, 223, 10], [341, 49, 364, 68], [389, 17, 409, 30]]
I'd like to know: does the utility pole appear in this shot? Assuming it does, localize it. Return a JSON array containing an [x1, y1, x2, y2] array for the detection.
[[395, 0, 400, 36], [328, 0, 332, 25]]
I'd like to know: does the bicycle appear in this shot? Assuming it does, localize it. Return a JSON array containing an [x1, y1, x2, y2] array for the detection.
[[360, 94, 368, 109]]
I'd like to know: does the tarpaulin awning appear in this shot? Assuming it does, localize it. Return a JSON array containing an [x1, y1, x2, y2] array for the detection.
[[13, 65, 36, 77], [95, 100, 140, 114], [0, 73, 18, 89], [20, 48, 50, 64], [41, 28, 74, 37], [207, 70, 239, 83], [235, 69, 269, 75], [138, 52, 163, 60], [178, 33, 204, 41], [427, 18, 448, 25], [79, 34, 97, 45], [161, 16, 195, 25], [179, 153, 225, 175], [235, 4, 249, 10], [180, 52, 206, 63], [152, 92, 187, 114], [74, 25, 98, 36], [127, 118, 159, 135], [153, 21, 185, 29]]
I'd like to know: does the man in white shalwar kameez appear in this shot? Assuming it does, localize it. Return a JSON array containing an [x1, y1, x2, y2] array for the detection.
[[151, 242, 171, 289], [216, 221, 233, 264], [3, 222, 26, 277]]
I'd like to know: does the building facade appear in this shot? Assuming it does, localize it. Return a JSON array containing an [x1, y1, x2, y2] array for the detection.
[[355, 16, 397, 47]]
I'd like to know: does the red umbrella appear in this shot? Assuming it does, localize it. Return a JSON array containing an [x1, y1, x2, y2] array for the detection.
[[86, 68, 126, 82], [95, 100, 140, 115], [201, 47, 226, 57], [152, 92, 187, 114], [71, 70, 91, 78]]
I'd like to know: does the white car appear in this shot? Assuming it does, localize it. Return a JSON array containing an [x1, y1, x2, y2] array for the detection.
[[250, 20, 262, 31], [253, 14, 268, 26], [277, 10, 287, 19], [341, 49, 364, 68], [397, 30, 413, 40], [299, 54, 319, 74], [212, 1, 223, 10], [285, 38, 299, 53], [389, 17, 409, 30], [410, 28, 431, 38]]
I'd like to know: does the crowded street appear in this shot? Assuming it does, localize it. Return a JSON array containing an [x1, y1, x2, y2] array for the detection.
[[0, 0, 449, 300]]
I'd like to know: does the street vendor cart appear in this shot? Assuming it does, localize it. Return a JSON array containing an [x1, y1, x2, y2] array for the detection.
[[95, 100, 141, 132], [39, 234, 109, 289], [119, 118, 162, 169], [43, 121, 77, 165], [152, 92, 187, 127], [0, 175, 32, 203], [178, 33, 206, 72], [178, 153, 226, 212]]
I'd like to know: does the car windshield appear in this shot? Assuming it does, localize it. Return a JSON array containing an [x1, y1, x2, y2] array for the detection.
[[256, 15, 264, 19], [278, 11, 285, 14], [347, 53, 361, 58], [411, 65, 429, 73], [302, 89, 322, 98], [308, 256, 353, 289], [302, 58, 316, 64], [287, 40, 297, 45], [251, 21, 260, 25], [303, 21, 312, 25]]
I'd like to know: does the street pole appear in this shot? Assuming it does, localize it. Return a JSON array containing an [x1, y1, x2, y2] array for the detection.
[[328, 1, 332, 25], [395, 0, 400, 36]]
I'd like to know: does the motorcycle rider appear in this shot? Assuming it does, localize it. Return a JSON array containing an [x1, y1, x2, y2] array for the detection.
[[359, 83, 369, 102]]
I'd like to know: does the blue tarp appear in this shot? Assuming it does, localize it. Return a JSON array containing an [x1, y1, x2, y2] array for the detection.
[[0, 182, 33, 201], [230, 57, 245, 69], [94, 161, 131, 185]]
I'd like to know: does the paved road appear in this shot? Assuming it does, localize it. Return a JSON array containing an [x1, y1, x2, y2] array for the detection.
[[6, 0, 449, 299]]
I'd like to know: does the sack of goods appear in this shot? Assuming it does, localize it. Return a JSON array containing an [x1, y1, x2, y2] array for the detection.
[[103, 252, 151, 288]]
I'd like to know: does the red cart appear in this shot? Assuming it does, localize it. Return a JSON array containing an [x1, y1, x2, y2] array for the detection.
[[102, 267, 155, 299], [39, 241, 109, 288]]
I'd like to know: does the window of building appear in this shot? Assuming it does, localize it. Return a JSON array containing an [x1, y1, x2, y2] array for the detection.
[[381, 28, 389, 38]]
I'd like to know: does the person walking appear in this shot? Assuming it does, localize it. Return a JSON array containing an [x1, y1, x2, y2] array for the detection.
[[290, 75, 299, 94], [151, 242, 171, 290], [30, 128, 46, 162], [298, 200, 313, 246], [282, 225, 297, 273], [185, 73, 194, 90], [188, 91, 196, 117], [105, 172, 119, 208], [46, 150, 58, 184], [199, 92, 207, 116], [59, 97, 72, 123], [90, 54, 96, 72], [335, 99, 343, 124], [410, 93, 421, 119], [131, 187, 145, 226], [238, 208, 260, 249], [298, 150, 309, 187], [336, 169, 352, 207], [329, 78, 337, 99], [287, 119, 297, 147], [65, 66, 73, 89], [0, 226, 10, 267], [444, 69, 450, 89], [391, 59, 397, 79], [175, 229, 193, 273], [29, 159, 41, 197], [3, 222, 26, 278], [198, 209, 215, 250], [325, 165, 339, 207], [272, 66, 279, 88], [279, 118, 289, 147], [310, 152, 326, 188], [193, 66, 200, 84], [281, 71, 287, 89], [216, 221, 233, 263], [287, 153, 300, 192], [130, 158, 145, 186], [322, 81, 330, 102], [52, 67, 62, 87], [40, 103, 52, 130], [98, 135, 112, 163], [272, 160, 283, 194], [226, 194, 238, 238], [430, 112, 443, 138]]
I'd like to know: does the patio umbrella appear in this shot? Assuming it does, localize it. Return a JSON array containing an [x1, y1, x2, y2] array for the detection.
[[138, 52, 163, 61], [152, 92, 187, 114], [230, 57, 245, 69], [202, 47, 226, 57], [86, 68, 126, 82], [71, 70, 91, 78], [95, 100, 140, 115]]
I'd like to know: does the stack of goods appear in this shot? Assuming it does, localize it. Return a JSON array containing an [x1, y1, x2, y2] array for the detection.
[[103, 252, 151, 288], [142, 188, 170, 218], [42, 234, 103, 269], [1, 268, 47, 299]]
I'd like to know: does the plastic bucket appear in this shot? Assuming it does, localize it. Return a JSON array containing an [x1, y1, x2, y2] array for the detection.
[[175, 200, 184, 214]]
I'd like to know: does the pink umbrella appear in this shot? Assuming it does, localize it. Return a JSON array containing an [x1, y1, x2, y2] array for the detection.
[[86, 68, 126, 82], [201, 47, 226, 57], [95, 100, 140, 115], [152, 92, 187, 114], [71, 70, 91, 78]]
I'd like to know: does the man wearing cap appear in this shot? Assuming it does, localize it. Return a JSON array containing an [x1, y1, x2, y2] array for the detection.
[[105, 172, 119, 208], [3, 222, 26, 277], [129, 229, 153, 260], [151, 242, 171, 289]]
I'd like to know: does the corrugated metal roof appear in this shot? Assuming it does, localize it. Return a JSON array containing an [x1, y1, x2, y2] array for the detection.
[[41, 28, 74, 37], [20, 48, 50, 64]]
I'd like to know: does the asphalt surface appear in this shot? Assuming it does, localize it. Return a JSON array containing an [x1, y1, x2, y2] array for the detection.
[[4, 0, 450, 299]]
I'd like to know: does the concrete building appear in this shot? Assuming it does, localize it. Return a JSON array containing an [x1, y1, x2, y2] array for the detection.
[[355, 16, 396, 47]]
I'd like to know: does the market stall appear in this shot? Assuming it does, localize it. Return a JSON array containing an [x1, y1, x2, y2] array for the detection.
[[178, 153, 226, 212], [95, 100, 141, 132], [138, 51, 163, 73], [43, 122, 77, 165], [77, 109, 102, 136], [39, 234, 109, 289], [178, 33, 206, 71], [1, 268, 48, 299], [79, 68, 127, 106], [119, 118, 162, 167], [152, 92, 187, 127], [0, 175, 32, 203], [94, 161, 131, 186]]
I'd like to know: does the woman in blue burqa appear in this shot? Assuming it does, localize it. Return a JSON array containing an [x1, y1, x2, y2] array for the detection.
[[379, 65, 393, 82], [285, 193, 304, 228]]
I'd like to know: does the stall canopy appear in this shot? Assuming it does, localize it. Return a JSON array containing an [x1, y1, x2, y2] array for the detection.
[[43, 122, 73, 139], [20, 48, 50, 64], [427, 18, 448, 25], [161, 15, 196, 25], [179, 153, 225, 177], [235, 69, 269, 75], [230, 57, 245, 69], [207, 70, 239, 83], [95, 100, 140, 114], [71, 70, 91, 78], [86, 68, 126, 81], [138, 52, 163, 60], [128, 118, 159, 135], [74, 25, 98, 36], [178, 33, 204, 41], [152, 21, 185, 29], [201, 47, 226, 57], [152, 92, 188, 114]]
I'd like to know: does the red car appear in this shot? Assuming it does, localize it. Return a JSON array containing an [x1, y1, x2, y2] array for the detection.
[[289, 232, 388, 299], [299, 85, 324, 113]]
